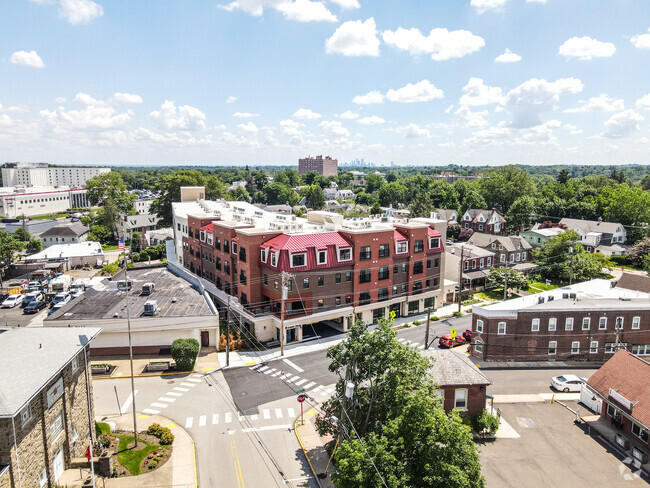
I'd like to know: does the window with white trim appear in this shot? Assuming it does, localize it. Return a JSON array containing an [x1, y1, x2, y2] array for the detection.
[[571, 341, 580, 354], [590, 341, 598, 354], [20, 404, 31, 426], [615, 317, 624, 330], [270, 252, 277, 267], [531, 318, 540, 331], [500, 254, 505, 263], [632, 316, 640, 330], [454, 389, 468, 410], [396, 241, 407, 254], [548, 341, 557, 355], [582, 317, 590, 330], [521, 253, 526, 262], [260, 248, 268, 263], [548, 318, 557, 331], [429, 237, 440, 249], [565, 317, 574, 331], [338, 248, 352, 261], [290, 253, 306, 267], [497, 322, 506, 335], [599, 317, 607, 330], [476, 319, 483, 333], [317, 250, 327, 265], [50, 411, 64, 440], [605, 342, 627, 353], [632, 344, 650, 356], [474, 341, 483, 354], [40, 469, 48, 488], [487, 257, 492, 266]]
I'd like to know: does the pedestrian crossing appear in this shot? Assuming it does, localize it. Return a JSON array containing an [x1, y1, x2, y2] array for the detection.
[[139, 374, 205, 418], [182, 405, 311, 430], [248, 364, 336, 400], [397, 337, 426, 349]]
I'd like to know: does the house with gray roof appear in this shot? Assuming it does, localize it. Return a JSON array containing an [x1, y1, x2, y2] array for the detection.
[[559, 217, 627, 255], [520, 226, 565, 248], [433, 208, 459, 223], [39, 222, 89, 248], [461, 208, 506, 235], [467, 232, 536, 273]]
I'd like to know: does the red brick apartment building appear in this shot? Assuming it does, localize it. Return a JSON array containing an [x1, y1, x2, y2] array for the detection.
[[172, 196, 447, 345], [298, 155, 338, 177]]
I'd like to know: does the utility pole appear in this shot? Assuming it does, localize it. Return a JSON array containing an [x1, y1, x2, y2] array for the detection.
[[503, 260, 509, 301], [614, 317, 622, 351], [280, 272, 288, 357], [457, 246, 465, 313], [424, 307, 432, 350], [569, 244, 574, 285], [122, 234, 138, 447], [225, 294, 231, 367]]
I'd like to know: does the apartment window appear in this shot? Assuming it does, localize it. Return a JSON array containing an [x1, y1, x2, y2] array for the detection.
[[239, 270, 247, 285], [50, 411, 64, 440], [303, 278, 310, 289], [632, 316, 641, 329], [263, 274, 268, 286], [379, 243, 390, 258], [548, 318, 557, 331], [497, 322, 506, 335], [412, 282, 422, 294], [360, 246, 371, 260], [581, 317, 590, 330], [359, 269, 371, 283], [345, 295, 352, 304], [474, 341, 483, 354], [599, 317, 607, 330], [478, 224, 484, 231], [317, 299, 324, 309], [71, 356, 79, 372], [271, 252, 277, 267], [338, 248, 352, 261], [396, 241, 407, 254], [317, 250, 327, 265], [427, 259, 432, 269], [273, 279, 279, 291], [318, 275, 324, 286], [393, 264, 399, 274], [216, 257, 222, 270], [565, 318, 574, 331], [239, 247, 247, 262], [472, 260, 477, 269], [20, 404, 32, 426], [429, 237, 440, 249], [479, 258, 484, 268], [500, 254, 505, 263], [359, 292, 371, 305], [605, 342, 627, 353], [464, 261, 469, 271], [215, 237, 221, 250], [232, 242, 238, 254], [615, 317, 624, 330], [521, 253, 526, 262], [476, 319, 484, 333], [286, 280, 292, 291], [402, 263, 408, 273], [454, 389, 468, 410], [413, 261, 423, 274], [335, 297, 341, 306], [378, 266, 389, 280], [531, 318, 540, 332], [571, 341, 580, 354], [590, 341, 598, 354], [487, 257, 492, 266], [434, 258, 439, 267], [548, 341, 557, 355], [224, 261, 231, 274], [224, 239, 230, 254], [345, 271, 352, 282], [414, 240, 424, 253], [632, 423, 649, 443], [632, 344, 650, 355], [291, 253, 307, 267], [335, 273, 341, 284]]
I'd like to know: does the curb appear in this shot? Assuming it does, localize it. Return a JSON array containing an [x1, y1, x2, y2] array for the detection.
[[293, 417, 323, 488], [192, 441, 198, 488], [476, 364, 604, 371], [91, 370, 197, 379]]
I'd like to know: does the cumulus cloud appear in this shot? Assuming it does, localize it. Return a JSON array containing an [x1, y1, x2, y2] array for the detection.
[[232, 112, 260, 118], [337, 110, 359, 119], [325, 18, 380, 56], [602, 110, 644, 138], [564, 94, 624, 113], [10, 50, 45, 68], [225, 96, 238, 104], [635, 94, 650, 111], [293, 108, 322, 120], [320, 120, 349, 137], [277, 0, 337, 22], [357, 115, 385, 125], [58, 0, 104, 25], [503, 77, 583, 128], [630, 28, 650, 49], [112, 93, 143, 104], [495, 48, 521, 63], [238, 121, 258, 134], [558, 36, 616, 60], [328, 0, 360, 8], [455, 106, 489, 128], [397, 123, 430, 138], [73, 92, 104, 106], [471, 0, 508, 14], [382, 27, 484, 61], [352, 90, 384, 104], [459, 78, 503, 107], [150, 100, 207, 131], [40, 101, 131, 132], [385, 80, 443, 103], [564, 124, 583, 135]]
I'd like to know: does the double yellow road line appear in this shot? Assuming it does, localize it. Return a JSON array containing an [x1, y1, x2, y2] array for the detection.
[[230, 434, 245, 488]]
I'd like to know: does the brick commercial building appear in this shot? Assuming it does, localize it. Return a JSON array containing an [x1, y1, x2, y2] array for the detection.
[[470, 279, 650, 362], [0, 327, 101, 488], [171, 192, 447, 346], [298, 155, 338, 177]]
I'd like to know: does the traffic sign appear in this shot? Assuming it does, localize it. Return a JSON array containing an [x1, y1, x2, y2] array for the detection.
[[450, 328, 457, 340], [389, 310, 396, 322], [296, 388, 306, 394], [297, 394, 306, 403]]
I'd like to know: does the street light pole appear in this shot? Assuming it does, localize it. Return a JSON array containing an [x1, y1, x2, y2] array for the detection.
[[122, 234, 138, 447]]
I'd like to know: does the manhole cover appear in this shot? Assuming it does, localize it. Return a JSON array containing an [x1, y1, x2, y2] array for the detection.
[[240, 392, 247, 396], [167, 380, 174, 384]]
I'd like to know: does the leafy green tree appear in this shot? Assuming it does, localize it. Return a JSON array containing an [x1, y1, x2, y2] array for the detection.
[[486, 268, 529, 291], [533, 230, 601, 282], [262, 183, 300, 206], [86, 172, 136, 235], [409, 194, 434, 218], [205, 175, 226, 200], [557, 169, 570, 184], [131, 231, 142, 253], [25, 239, 42, 254], [151, 170, 206, 226], [480, 165, 536, 213], [303, 185, 325, 209], [252, 170, 268, 191], [377, 182, 407, 207], [313, 175, 331, 189], [228, 186, 250, 202], [365, 174, 385, 193], [641, 174, 650, 191], [13, 228, 31, 242], [88, 225, 114, 244], [370, 203, 382, 215], [0, 231, 23, 269], [170, 338, 200, 371], [627, 237, 650, 266], [505, 195, 538, 232], [386, 172, 398, 183], [600, 185, 650, 242], [355, 192, 377, 206], [301, 171, 319, 186]]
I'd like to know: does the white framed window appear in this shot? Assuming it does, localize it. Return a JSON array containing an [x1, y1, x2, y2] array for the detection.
[[487, 257, 492, 266], [521, 253, 526, 261], [531, 318, 540, 331], [316, 250, 327, 265], [476, 319, 484, 333], [20, 404, 32, 426], [605, 342, 627, 353], [395, 241, 407, 254], [632, 316, 640, 330], [615, 317, 624, 330], [590, 341, 598, 354], [565, 317, 574, 331], [548, 341, 557, 355], [454, 389, 468, 410], [338, 247, 352, 261], [510, 254, 515, 263], [429, 237, 440, 249], [50, 411, 64, 440], [500, 254, 505, 263], [480, 258, 484, 268], [40, 469, 48, 488], [71, 356, 79, 373], [270, 252, 277, 267], [498, 322, 506, 335], [582, 317, 590, 330], [599, 317, 607, 330], [571, 341, 580, 354], [516, 252, 521, 262], [474, 341, 483, 354], [548, 318, 557, 331], [260, 248, 268, 263]]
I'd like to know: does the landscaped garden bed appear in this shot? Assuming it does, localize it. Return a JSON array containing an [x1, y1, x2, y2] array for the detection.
[[144, 361, 171, 373], [91, 364, 116, 376]]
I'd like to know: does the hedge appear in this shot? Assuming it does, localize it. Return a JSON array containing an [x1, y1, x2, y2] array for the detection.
[[171, 338, 200, 371]]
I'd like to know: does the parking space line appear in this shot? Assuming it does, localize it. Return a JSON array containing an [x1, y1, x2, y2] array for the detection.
[[185, 417, 193, 428]]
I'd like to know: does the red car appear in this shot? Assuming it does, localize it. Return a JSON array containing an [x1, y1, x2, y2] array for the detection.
[[462, 329, 473, 342], [439, 334, 466, 348]]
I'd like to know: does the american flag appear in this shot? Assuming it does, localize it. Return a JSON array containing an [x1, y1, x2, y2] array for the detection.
[[118, 238, 124, 250]]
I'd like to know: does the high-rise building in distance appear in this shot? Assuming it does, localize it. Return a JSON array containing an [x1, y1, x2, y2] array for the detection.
[[2, 162, 110, 188], [298, 155, 338, 176]]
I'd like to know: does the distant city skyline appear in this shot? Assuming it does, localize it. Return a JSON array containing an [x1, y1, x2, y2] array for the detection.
[[1, 1, 649, 166]]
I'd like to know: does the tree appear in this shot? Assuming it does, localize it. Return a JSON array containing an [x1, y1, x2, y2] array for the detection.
[[13, 228, 31, 242], [505, 195, 538, 233], [627, 237, 650, 266], [0, 231, 23, 269], [170, 338, 200, 371], [533, 230, 602, 282], [480, 166, 536, 213], [600, 185, 650, 243], [365, 174, 385, 194], [355, 192, 377, 206], [25, 239, 42, 254], [377, 182, 407, 207], [370, 203, 382, 215], [301, 171, 319, 186], [262, 183, 300, 206], [409, 194, 434, 218], [486, 268, 529, 291], [386, 172, 398, 183], [205, 174, 226, 200], [557, 169, 571, 184], [151, 170, 206, 226], [131, 231, 142, 253], [303, 184, 325, 209], [641, 174, 650, 191], [86, 172, 136, 237], [228, 186, 250, 202], [252, 170, 268, 191], [87, 225, 114, 244]]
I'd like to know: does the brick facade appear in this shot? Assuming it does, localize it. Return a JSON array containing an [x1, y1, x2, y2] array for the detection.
[[298, 155, 338, 177], [438, 385, 487, 416]]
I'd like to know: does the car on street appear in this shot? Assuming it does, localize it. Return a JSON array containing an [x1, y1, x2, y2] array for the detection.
[[1, 294, 24, 308], [463, 328, 473, 342], [550, 375, 587, 392], [21, 291, 44, 307], [49, 292, 71, 308], [23, 300, 47, 314], [439, 333, 467, 348]]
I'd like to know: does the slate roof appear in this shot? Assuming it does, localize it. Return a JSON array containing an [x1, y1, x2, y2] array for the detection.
[[421, 349, 492, 386], [559, 218, 623, 235], [0, 327, 102, 417], [435, 209, 458, 221], [586, 349, 650, 428], [261, 232, 352, 253], [616, 273, 650, 294], [464, 208, 506, 224], [467, 232, 532, 252], [40, 222, 89, 238]]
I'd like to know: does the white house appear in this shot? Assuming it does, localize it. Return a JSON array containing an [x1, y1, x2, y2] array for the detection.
[[559, 218, 627, 254]]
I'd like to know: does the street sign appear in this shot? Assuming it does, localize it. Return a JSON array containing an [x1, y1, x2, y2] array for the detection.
[[297, 394, 307, 425], [389, 310, 396, 322], [296, 388, 306, 394], [450, 327, 457, 340], [297, 394, 306, 403]]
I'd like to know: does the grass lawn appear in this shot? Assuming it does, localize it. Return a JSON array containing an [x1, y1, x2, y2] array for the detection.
[[102, 244, 120, 251], [30, 212, 69, 220], [475, 290, 521, 301], [117, 435, 168, 475], [529, 282, 559, 291]]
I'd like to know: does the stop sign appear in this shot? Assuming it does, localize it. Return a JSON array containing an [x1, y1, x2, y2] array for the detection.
[[297, 394, 306, 403]]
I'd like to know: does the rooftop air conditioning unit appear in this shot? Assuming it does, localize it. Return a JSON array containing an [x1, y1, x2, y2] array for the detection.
[[538, 297, 545, 304], [144, 300, 158, 316], [562, 293, 569, 299], [547, 296, 554, 301], [615, 433, 630, 450], [569, 293, 577, 299]]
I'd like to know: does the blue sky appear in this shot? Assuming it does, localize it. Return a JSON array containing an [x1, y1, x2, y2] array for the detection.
[[1, 0, 649, 166]]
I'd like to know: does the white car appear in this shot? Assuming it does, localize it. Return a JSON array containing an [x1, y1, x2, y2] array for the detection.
[[551, 375, 587, 392], [1, 294, 24, 308]]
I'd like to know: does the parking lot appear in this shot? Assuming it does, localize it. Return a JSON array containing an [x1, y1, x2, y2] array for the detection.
[[0, 300, 49, 327], [480, 402, 647, 487]]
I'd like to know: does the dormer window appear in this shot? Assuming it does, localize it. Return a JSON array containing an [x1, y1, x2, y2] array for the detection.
[[271, 252, 277, 267], [396, 241, 407, 254], [261, 248, 268, 263], [317, 250, 327, 265], [338, 248, 352, 261], [429, 237, 440, 249], [291, 253, 307, 267]]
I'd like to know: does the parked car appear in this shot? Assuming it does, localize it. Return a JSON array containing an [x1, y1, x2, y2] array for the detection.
[[439, 334, 466, 348], [49, 292, 71, 308], [48, 301, 68, 315], [462, 329, 473, 342], [23, 300, 47, 314], [1, 294, 24, 308], [550, 375, 587, 392], [0, 292, 9, 303], [21, 291, 44, 307]]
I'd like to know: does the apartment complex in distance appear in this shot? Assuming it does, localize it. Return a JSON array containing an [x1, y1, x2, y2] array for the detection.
[[298, 155, 338, 177], [0, 186, 90, 218], [2, 163, 110, 188], [171, 188, 448, 346]]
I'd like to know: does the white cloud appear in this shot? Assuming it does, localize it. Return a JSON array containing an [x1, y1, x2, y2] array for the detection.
[[279, 119, 304, 140], [397, 123, 430, 138], [225, 96, 238, 104], [337, 110, 359, 119], [232, 112, 260, 118], [10, 50, 45, 68], [471, 0, 508, 14], [280, 119, 304, 128], [455, 106, 489, 128], [55, 96, 67, 104], [73, 92, 104, 106], [40, 103, 131, 131], [112, 93, 143, 104], [635, 94, 650, 111], [630, 28, 650, 49], [445, 105, 454, 114], [495, 48, 521, 63], [459, 78, 503, 107], [150, 100, 207, 131], [352, 90, 384, 104], [564, 94, 624, 113], [558, 36, 616, 60], [238, 121, 258, 134], [564, 124, 583, 135], [503, 77, 583, 128], [385, 80, 443, 103], [58, 0, 104, 25], [382, 27, 484, 61], [293, 108, 322, 120], [357, 115, 385, 125], [277, 0, 337, 22], [328, 0, 359, 8], [325, 18, 380, 56], [320, 120, 349, 137], [602, 110, 644, 138]]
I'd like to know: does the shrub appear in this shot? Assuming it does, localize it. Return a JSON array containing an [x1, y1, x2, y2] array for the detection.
[[98, 435, 112, 448], [147, 423, 164, 437], [453, 311, 463, 317], [432, 316, 440, 321], [147, 423, 174, 445], [171, 338, 200, 371], [413, 320, 421, 326], [471, 410, 500, 435], [159, 430, 174, 445], [148, 459, 158, 469], [95, 422, 111, 437]]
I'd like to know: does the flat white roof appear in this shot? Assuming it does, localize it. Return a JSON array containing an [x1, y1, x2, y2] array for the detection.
[[26, 241, 104, 261]]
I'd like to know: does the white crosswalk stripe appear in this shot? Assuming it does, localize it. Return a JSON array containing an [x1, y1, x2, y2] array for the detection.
[[271, 372, 281, 377], [263, 409, 271, 419], [279, 374, 290, 380], [304, 382, 316, 389], [310, 385, 323, 393], [398, 338, 405, 342], [173, 387, 189, 392], [250, 414, 258, 420], [258, 366, 269, 372], [225, 412, 232, 423], [288, 408, 296, 417], [159, 397, 176, 403], [199, 415, 206, 427], [167, 392, 183, 397], [150, 402, 168, 408], [324, 388, 334, 395], [185, 417, 193, 428], [192, 374, 203, 378], [275, 408, 283, 419], [212, 414, 219, 424], [180, 382, 196, 387], [142, 408, 160, 415], [295, 379, 308, 386], [187, 378, 202, 383], [263, 369, 274, 375], [290, 375, 301, 383]]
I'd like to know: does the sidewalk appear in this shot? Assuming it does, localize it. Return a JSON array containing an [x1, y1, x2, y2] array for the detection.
[[58, 414, 196, 488], [294, 408, 336, 488], [473, 356, 604, 370]]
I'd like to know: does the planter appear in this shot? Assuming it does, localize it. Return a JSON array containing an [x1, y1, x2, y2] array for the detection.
[[146, 361, 170, 372], [91, 364, 111, 375]]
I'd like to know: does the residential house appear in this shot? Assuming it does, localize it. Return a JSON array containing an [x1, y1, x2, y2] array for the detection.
[[616, 273, 650, 294], [0, 327, 101, 488], [323, 182, 339, 200], [520, 226, 565, 248], [461, 208, 506, 235], [467, 233, 536, 273], [141, 228, 173, 249], [421, 348, 492, 416], [559, 218, 627, 255], [336, 189, 355, 201], [445, 243, 495, 292], [433, 208, 459, 223], [39, 222, 89, 248], [117, 213, 160, 241], [25, 242, 104, 269]]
